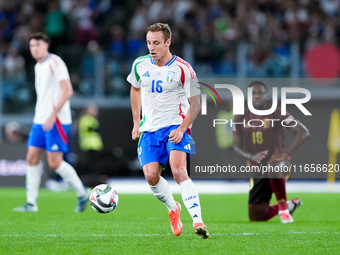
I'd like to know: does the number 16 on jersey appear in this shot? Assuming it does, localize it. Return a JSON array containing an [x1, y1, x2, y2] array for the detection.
[[152, 79, 163, 93]]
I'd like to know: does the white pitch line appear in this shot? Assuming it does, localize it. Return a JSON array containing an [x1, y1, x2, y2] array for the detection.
[[2, 232, 339, 238]]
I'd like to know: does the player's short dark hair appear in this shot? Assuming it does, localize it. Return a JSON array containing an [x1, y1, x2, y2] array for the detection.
[[29, 32, 50, 44], [146, 23, 172, 42], [248, 81, 268, 92]]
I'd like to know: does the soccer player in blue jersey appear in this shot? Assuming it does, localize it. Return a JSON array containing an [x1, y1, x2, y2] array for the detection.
[[128, 23, 209, 238]]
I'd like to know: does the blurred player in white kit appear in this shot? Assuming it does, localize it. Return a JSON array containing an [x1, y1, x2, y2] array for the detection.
[[14, 32, 90, 213]]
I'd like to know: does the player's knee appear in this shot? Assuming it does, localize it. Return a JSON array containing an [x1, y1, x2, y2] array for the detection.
[[248, 204, 267, 221], [26, 153, 40, 166], [171, 166, 188, 184], [145, 175, 159, 186], [249, 213, 266, 222], [267, 171, 282, 179], [142, 163, 162, 186], [48, 159, 62, 170], [268, 160, 289, 179], [143, 171, 159, 186]]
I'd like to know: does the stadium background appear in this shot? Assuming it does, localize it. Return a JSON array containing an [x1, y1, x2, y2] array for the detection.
[[0, 0, 339, 189]]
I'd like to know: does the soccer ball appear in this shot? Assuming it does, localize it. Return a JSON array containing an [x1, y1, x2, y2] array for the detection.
[[89, 184, 119, 213]]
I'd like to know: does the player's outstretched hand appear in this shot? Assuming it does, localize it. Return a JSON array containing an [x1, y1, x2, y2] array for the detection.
[[132, 125, 140, 140], [169, 128, 184, 144], [250, 150, 268, 164]]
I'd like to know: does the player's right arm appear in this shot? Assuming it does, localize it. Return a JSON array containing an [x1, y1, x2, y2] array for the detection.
[[130, 86, 141, 140], [127, 58, 143, 140]]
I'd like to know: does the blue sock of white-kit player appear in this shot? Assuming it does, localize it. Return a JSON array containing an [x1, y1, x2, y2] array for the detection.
[[55, 161, 86, 198]]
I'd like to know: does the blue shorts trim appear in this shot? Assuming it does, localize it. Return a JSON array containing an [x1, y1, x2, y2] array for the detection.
[[137, 125, 196, 168], [26, 123, 70, 153]]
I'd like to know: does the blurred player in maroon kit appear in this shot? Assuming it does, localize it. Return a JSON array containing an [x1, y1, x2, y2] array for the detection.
[[233, 81, 310, 223]]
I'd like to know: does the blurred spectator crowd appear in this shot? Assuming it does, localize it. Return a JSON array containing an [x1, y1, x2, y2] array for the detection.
[[1, 0, 340, 112]]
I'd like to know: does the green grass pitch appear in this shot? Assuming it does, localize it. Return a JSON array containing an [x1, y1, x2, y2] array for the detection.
[[0, 188, 339, 254]]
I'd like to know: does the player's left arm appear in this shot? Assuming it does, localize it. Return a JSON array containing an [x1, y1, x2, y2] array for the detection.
[[169, 95, 200, 144], [269, 120, 310, 162], [169, 63, 200, 144], [43, 79, 73, 131]]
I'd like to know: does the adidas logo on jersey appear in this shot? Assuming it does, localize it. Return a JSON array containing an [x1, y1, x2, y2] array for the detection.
[[184, 144, 191, 150], [142, 71, 150, 77], [51, 144, 59, 151]]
